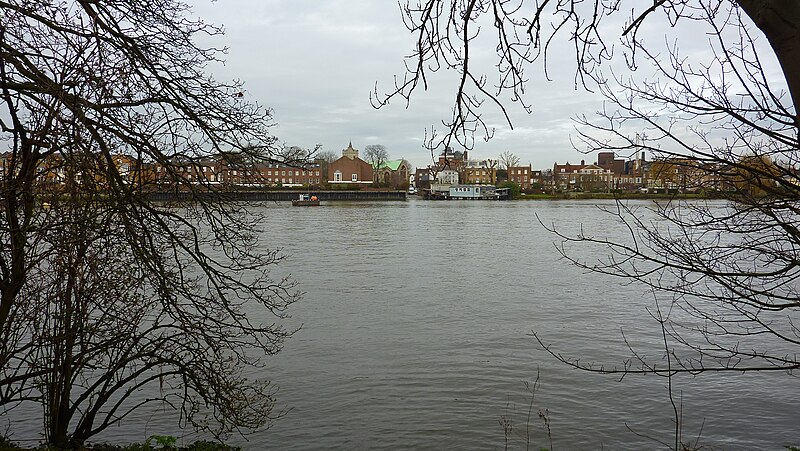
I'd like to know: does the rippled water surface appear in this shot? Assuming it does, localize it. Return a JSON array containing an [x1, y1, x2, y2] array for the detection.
[[241, 199, 797, 450], [8, 199, 799, 450]]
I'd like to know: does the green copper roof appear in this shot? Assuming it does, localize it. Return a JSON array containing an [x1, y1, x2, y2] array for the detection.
[[379, 159, 405, 171]]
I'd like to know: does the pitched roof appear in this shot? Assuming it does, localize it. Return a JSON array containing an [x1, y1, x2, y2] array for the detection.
[[379, 159, 405, 171], [553, 162, 587, 173]]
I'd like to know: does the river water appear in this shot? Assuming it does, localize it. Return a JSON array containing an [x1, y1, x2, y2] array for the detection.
[[240, 199, 796, 450], [6, 199, 798, 449]]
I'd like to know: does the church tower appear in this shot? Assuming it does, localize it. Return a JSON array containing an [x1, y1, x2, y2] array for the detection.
[[342, 141, 359, 160]]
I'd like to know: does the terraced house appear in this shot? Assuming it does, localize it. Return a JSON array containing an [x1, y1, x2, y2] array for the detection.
[[461, 159, 497, 184], [552, 151, 646, 192], [507, 165, 532, 191]]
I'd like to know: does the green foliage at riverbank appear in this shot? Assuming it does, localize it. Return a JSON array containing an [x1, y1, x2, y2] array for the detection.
[[496, 181, 522, 199]]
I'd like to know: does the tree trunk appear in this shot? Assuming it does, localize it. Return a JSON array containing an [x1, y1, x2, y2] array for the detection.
[[737, 0, 800, 133]]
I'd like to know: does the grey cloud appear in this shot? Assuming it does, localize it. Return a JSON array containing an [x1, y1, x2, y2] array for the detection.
[[190, 0, 629, 170]]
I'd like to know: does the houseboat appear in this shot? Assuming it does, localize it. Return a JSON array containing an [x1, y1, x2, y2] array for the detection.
[[449, 184, 498, 200]]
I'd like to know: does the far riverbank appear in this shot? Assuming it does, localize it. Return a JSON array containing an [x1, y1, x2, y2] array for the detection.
[[146, 190, 406, 202], [145, 189, 724, 203], [514, 192, 715, 200]]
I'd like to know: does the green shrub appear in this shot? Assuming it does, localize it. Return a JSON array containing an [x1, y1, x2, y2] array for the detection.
[[496, 181, 521, 199]]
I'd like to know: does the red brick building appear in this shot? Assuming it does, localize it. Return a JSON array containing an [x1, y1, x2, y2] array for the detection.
[[507, 165, 532, 191], [328, 142, 374, 185], [239, 162, 322, 186]]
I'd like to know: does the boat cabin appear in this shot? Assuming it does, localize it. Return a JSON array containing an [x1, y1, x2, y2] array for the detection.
[[449, 184, 497, 199]]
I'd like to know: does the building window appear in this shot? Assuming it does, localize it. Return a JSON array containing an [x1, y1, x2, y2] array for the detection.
[[334, 170, 342, 182], [351, 173, 358, 182]]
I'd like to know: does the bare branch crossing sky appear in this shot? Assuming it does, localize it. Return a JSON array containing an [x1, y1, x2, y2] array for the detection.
[[191, 0, 783, 171], [189, 0, 616, 170]]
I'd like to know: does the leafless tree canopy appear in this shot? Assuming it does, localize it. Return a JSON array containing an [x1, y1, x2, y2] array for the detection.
[[315, 150, 338, 165], [499, 151, 520, 170], [380, 0, 800, 407], [364, 144, 389, 169], [375, 1, 799, 154], [0, 1, 298, 447]]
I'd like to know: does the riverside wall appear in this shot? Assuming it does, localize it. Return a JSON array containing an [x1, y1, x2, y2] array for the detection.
[[146, 190, 406, 202]]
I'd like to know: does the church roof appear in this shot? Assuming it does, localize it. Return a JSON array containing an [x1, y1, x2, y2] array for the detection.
[[378, 159, 405, 171]]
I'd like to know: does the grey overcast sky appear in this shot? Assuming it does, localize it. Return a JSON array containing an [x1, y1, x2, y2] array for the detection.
[[186, 0, 613, 171], [189, 1, 781, 171]]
